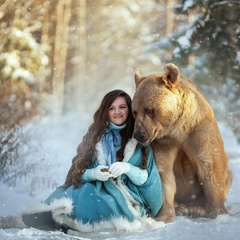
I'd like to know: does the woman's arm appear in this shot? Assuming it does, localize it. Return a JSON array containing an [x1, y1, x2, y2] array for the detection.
[[109, 162, 148, 186], [126, 164, 148, 186]]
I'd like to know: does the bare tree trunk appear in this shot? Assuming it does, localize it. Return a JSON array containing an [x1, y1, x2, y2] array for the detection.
[[166, 0, 174, 37], [188, 9, 195, 67], [41, 1, 50, 43], [39, 1, 51, 94], [76, 0, 87, 112], [52, 0, 72, 114]]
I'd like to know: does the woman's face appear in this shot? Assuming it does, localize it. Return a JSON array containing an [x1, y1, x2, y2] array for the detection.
[[108, 96, 129, 125]]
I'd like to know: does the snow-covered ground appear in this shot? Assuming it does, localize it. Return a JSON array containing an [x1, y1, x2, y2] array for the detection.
[[0, 114, 240, 240]]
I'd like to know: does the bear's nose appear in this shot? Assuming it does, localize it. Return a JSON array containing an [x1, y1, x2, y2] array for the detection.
[[134, 131, 145, 143]]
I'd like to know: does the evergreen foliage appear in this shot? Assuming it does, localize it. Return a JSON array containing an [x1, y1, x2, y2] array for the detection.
[[150, 0, 240, 141]]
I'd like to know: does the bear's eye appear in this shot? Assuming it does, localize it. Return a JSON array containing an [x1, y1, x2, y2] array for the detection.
[[132, 110, 137, 118], [145, 108, 155, 118]]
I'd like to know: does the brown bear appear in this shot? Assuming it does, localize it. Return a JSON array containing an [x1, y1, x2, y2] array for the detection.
[[132, 63, 232, 223]]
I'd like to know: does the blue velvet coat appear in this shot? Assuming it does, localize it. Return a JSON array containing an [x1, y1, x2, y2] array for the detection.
[[45, 138, 163, 224]]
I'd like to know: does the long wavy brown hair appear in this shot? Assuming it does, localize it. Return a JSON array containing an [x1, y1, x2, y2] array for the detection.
[[63, 90, 135, 189]]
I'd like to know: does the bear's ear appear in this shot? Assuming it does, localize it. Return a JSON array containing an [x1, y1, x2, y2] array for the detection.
[[163, 63, 180, 85], [134, 71, 145, 89]]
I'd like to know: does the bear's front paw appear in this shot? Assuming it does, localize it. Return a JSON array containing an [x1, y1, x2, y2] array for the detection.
[[155, 208, 176, 223], [206, 208, 228, 219]]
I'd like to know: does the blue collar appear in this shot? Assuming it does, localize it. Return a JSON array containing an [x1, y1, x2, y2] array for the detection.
[[108, 121, 127, 131]]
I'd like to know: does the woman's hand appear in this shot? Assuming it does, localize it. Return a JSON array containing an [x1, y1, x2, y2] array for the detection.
[[91, 165, 112, 181], [109, 162, 131, 178]]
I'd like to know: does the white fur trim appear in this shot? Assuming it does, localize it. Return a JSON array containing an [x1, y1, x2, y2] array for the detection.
[[96, 138, 138, 166], [20, 197, 165, 234], [115, 177, 141, 218], [19, 198, 73, 216], [95, 141, 107, 165], [67, 216, 165, 237], [123, 138, 138, 163]]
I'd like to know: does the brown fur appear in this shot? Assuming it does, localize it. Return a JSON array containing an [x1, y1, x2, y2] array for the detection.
[[132, 63, 232, 223]]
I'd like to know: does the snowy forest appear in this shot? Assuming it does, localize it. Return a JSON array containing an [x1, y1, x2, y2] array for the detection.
[[0, 0, 240, 239]]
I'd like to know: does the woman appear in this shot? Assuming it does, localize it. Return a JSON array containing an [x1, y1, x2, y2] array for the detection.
[[21, 90, 163, 233]]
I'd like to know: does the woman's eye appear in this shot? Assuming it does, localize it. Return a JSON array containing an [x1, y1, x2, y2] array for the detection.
[[120, 106, 126, 109]]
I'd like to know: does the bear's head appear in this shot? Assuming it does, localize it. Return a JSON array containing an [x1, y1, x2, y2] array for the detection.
[[132, 63, 187, 145]]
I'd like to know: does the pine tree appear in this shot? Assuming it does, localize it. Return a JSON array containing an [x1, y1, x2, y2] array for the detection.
[[172, 0, 240, 82], [151, 0, 240, 141]]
